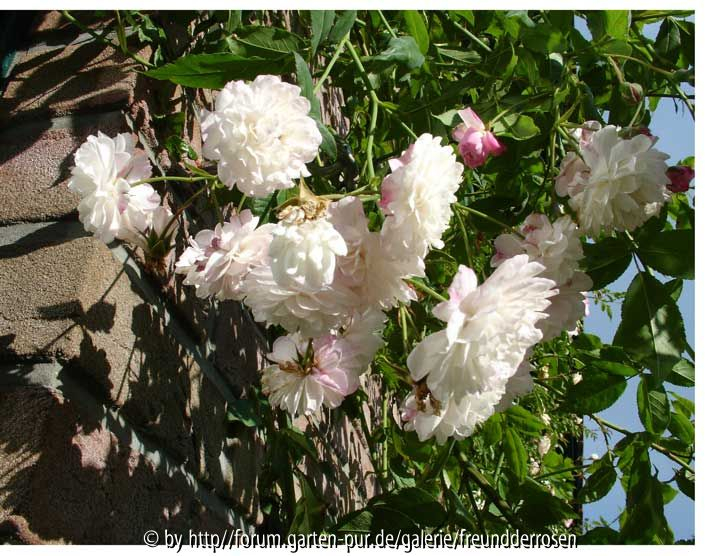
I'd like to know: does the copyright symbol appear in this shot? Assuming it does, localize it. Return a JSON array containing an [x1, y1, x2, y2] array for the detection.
[[144, 530, 159, 547]]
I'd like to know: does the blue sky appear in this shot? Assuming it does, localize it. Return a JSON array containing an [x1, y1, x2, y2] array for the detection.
[[574, 17, 695, 540]]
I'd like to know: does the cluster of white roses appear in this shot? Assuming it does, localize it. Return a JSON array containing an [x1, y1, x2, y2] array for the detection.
[[67, 74, 674, 444], [184, 77, 464, 417]]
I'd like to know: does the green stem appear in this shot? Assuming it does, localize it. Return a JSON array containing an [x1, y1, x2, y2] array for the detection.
[[377, 11, 397, 38], [131, 175, 209, 187], [320, 193, 379, 202], [457, 449, 525, 531], [313, 32, 351, 95], [592, 415, 694, 474], [159, 183, 210, 241], [454, 203, 511, 231], [534, 463, 591, 481], [62, 10, 154, 68], [346, 41, 380, 180], [450, 19, 492, 52], [628, 99, 646, 127], [454, 205, 474, 267], [382, 392, 390, 480], [607, 54, 675, 78], [407, 278, 448, 303], [259, 190, 279, 225]]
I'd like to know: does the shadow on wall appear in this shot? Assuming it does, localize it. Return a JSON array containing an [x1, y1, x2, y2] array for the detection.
[[0, 235, 267, 542]]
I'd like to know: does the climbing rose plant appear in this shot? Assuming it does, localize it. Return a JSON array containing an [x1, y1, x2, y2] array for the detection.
[[65, 9, 695, 545]]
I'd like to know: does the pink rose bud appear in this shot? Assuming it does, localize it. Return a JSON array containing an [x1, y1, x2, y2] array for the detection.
[[458, 129, 490, 168], [481, 131, 506, 157], [666, 165, 694, 193], [452, 107, 505, 168]]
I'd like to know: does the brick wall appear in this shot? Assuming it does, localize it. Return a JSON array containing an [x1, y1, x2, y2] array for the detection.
[[0, 11, 378, 544]]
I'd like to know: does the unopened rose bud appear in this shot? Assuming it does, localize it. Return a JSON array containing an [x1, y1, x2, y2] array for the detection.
[[620, 82, 644, 105], [666, 165, 694, 193], [452, 107, 505, 168]]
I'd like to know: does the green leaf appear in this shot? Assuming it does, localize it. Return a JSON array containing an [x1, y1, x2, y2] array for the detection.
[[656, 18, 682, 61], [289, 473, 326, 534], [578, 454, 617, 503], [436, 47, 484, 64], [330, 509, 373, 535], [668, 411, 694, 444], [294, 52, 320, 114], [226, 11, 243, 35], [614, 272, 687, 382], [293, 52, 336, 159], [371, 487, 445, 528], [328, 10, 356, 43], [637, 376, 670, 435], [521, 22, 567, 54], [670, 392, 695, 418], [586, 10, 629, 41], [620, 457, 673, 544], [514, 479, 577, 530], [666, 358, 694, 386], [226, 399, 259, 428], [280, 426, 319, 464], [145, 54, 286, 89], [675, 470, 695, 500], [311, 11, 335, 56], [317, 122, 338, 160], [503, 405, 546, 437], [560, 369, 627, 414], [493, 114, 540, 140], [581, 237, 632, 290], [402, 11, 429, 55], [373, 36, 425, 69], [231, 25, 303, 57], [445, 488, 475, 531], [503, 427, 528, 481], [482, 414, 503, 444], [637, 229, 694, 279]]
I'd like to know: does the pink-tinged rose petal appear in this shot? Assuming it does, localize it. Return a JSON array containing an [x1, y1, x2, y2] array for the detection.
[[481, 131, 505, 157], [666, 165, 694, 193], [458, 129, 489, 169], [457, 107, 485, 131], [452, 123, 468, 142]]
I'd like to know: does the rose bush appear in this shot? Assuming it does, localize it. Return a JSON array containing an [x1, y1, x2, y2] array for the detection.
[[63, 9, 695, 545]]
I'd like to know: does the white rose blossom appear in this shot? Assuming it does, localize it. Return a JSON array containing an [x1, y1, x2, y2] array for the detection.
[[328, 197, 421, 310], [175, 209, 275, 300], [492, 214, 593, 340], [407, 257, 557, 403], [132, 205, 178, 252], [261, 314, 384, 416], [401, 387, 500, 445], [494, 359, 535, 413], [261, 333, 360, 416], [68, 131, 159, 244], [538, 271, 593, 340], [379, 134, 464, 259], [555, 124, 671, 236], [242, 264, 361, 337], [201, 75, 322, 197], [269, 215, 347, 292]]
